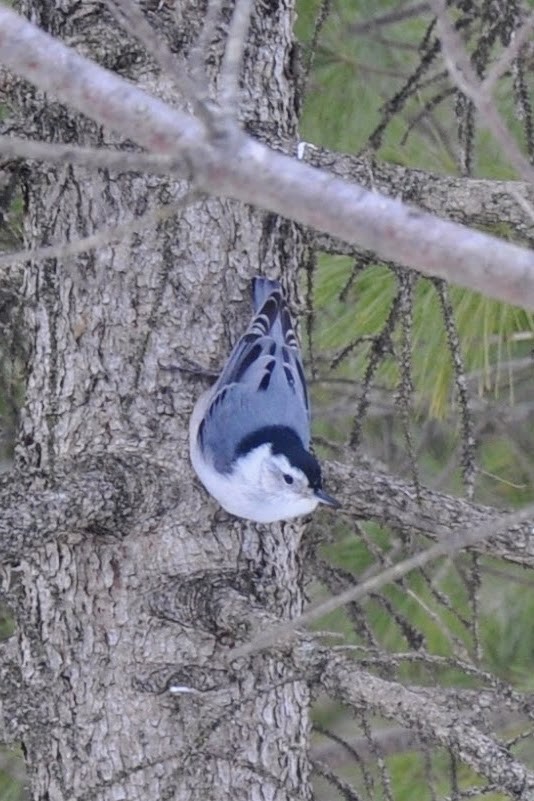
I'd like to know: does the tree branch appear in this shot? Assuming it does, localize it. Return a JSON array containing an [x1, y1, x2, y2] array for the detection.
[[313, 688, 529, 763], [1, 8, 534, 307], [348, 2, 430, 35], [433, 0, 534, 183], [0, 135, 187, 174], [104, 0, 209, 120], [0, 454, 179, 561], [5, 136, 534, 242], [320, 652, 534, 798], [219, 0, 253, 112], [301, 147, 534, 242], [328, 460, 534, 566], [229, 502, 534, 660]]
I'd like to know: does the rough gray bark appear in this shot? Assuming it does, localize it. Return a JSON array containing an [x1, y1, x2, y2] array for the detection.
[[1, 1, 312, 799], [0, 455, 174, 559]]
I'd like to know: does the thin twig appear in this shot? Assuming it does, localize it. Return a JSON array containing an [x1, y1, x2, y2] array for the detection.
[[482, 12, 534, 92], [105, 0, 209, 118], [0, 135, 186, 175], [0, 190, 203, 269], [432, 0, 534, 182], [303, 0, 333, 97], [433, 278, 475, 498], [190, 0, 226, 86], [312, 759, 364, 801], [229, 503, 534, 660], [349, 2, 430, 35], [219, 0, 254, 113]]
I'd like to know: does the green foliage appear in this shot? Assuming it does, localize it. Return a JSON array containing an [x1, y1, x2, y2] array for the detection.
[[312, 257, 533, 420], [0, 759, 24, 801], [297, 1, 534, 798], [297, 0, 534, 433]]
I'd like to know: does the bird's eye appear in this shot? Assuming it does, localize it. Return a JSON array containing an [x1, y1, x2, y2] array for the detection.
[[283, 474, 294, 485]]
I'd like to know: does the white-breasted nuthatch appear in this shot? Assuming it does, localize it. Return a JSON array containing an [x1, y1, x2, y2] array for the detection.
[[189, 276, 340, 523]]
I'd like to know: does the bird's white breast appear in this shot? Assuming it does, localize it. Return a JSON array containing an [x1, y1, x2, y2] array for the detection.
[[190, 437, 318, 523]]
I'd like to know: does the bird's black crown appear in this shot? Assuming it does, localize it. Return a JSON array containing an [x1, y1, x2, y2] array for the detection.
[[235, 425, 322, 490]]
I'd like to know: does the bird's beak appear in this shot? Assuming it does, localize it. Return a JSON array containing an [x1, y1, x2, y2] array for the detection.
[[315, 488, 341, 509]]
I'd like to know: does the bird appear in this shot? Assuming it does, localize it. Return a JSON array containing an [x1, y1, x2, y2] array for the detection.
[[189, 276, 340, 523]]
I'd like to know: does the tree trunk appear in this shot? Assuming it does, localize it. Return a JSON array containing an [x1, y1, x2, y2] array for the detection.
[[8, 0, 312, 798]]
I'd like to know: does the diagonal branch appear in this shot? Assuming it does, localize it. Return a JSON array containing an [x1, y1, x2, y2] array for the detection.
[[319, 652, 534, 798], [229, 502, 534, 660], [300, 146, 534, 240], [0, 135, 186, 175], [219, 0, 254, 112], [313, 688, 531, 763], [348, 2, 430, 35], [482, 13, 534, 92], [328, 460, 534, 566], [104, 0, 212, 123], [1, 7, 534, 307], [433, 0, 534, 182], [1, 138, 534, 261]]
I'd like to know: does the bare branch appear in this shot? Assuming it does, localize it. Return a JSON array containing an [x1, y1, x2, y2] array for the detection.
[[328, 461, 534, 566], [312, 759, 364, 801], [1, 7, 534, 307], [0, 135, 187, 175], [0, 190, 202, 270], [301, 147, 534, 240], [219, 0, 254, 112], [482, 12, 534, 92], [7, 136, 534, 245], [433, 0, 534, 182], [302, 0, 333, 96], [349, 2, 430, 35], [154, 564, 534, 794], [105, 0, 206, 116], [0, 7, 202, 151], [313, 700, 527, 764], [320, 653, 534, 799], [229, 503, 534, 660], [190, 0, 225, 86]]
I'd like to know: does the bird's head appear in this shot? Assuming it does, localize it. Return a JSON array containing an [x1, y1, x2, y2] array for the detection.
[[232, 426, 340, 523]]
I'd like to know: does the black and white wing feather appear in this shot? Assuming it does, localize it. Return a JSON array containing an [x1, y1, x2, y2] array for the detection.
[[197, 278, 311, 473]]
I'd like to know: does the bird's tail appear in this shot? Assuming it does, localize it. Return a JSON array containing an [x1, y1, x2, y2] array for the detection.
[[250, 276, 298, 350], [251, 276, 282, 312]]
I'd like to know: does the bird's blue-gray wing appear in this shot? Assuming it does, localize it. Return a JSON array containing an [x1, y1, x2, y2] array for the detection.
[[198, 286, 311, 472]]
